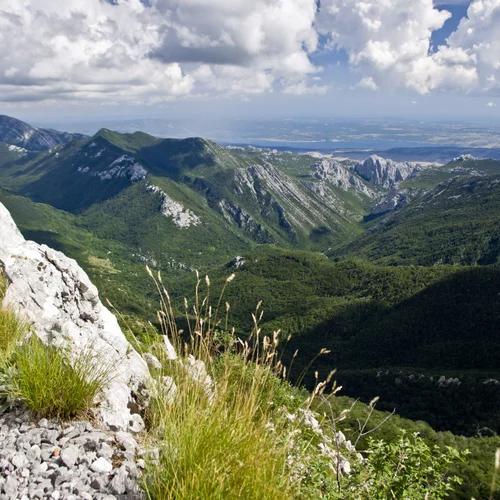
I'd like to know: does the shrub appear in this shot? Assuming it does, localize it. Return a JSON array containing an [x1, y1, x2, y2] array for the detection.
[[353, 431, 466, 500], [1, 336, 112, 420]]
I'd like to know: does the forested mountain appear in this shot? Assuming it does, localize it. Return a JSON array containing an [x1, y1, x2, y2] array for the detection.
[[1, 116, 499, 443], [331, 173, 500, 265]]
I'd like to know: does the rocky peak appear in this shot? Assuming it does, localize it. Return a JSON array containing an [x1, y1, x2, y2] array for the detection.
[[0, 202, 151, 432], [451, 154, 477, 163], [354, 155, 424, 187], [0, 115, 87, 151]]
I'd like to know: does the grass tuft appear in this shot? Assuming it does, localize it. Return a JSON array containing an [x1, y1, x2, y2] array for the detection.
[[0, 273, 29, 363], [144, 358, 295, 499], [1, 336, 112, 420], [141, 270, 301, 499]]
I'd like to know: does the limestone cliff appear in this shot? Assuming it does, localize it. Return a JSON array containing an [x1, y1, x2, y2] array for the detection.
[[0, 202, 150, 432]]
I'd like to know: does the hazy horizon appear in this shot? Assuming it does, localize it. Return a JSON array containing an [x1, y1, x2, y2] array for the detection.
[[2, 0, 499, 125]]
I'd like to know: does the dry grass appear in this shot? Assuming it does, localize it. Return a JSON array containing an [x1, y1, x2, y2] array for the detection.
[[141, 269, 301, 500]]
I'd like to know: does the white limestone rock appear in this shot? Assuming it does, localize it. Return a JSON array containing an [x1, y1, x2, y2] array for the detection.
[[146, 184, 200, 228], [0, 202, 151, 432], [163, 334, 178, 360], [142, 352, 162, 370], [452, 154, 477, 162], [185, 355, 214, 400], [371, 187, 427, 215], [355, 155, 426, 187], [312, 159, 375, 198], [77, 154, 147, 183]]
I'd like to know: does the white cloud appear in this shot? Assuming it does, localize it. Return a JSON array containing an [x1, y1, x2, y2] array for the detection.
[[317, 0, 500, 95], [317, 0, 453, 93], [0, 0, 195, 104], [153, 0, 319, 76], [443, 0, 500, 93], [0, 0, 499, 105], [355, 77, 378, 91], [487, 102, 496, 107], [0, 0, 320, 104], [283, 80, 329, 95]]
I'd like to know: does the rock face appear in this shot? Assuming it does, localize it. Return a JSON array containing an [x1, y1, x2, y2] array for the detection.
[[371, 187, 427, 215], [78, 155, 148, 183], [355, 155, 424, 187], [146, 184, 200, 228], [312, 159, 375, 198], [0, 203, 150, 432], [0, 115, 87, 151], [452, 154, 477, 162]]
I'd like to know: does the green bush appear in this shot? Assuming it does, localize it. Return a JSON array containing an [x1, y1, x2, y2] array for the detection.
[[354, 432, 466, 499], [1, 336, 112, 420]]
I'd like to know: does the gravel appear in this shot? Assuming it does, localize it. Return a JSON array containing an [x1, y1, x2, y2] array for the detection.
[[0, 409, 144, 499]]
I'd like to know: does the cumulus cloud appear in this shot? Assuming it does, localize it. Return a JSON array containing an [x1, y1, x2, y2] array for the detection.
[[316, 0, 452, 93], [0, 0, 196, 104], [0, 0, 321, 104], [317, 0, 500, 95], [152, 0, 319, 76], [444, 0, 500, 93], [355, 77, 378, 91], [0, 0, 499, 105]]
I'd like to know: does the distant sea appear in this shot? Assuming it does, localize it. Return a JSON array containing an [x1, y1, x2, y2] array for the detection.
[[223, 139, 444, 150]]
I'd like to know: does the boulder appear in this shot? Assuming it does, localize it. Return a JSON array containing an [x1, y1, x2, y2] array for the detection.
[[0, 202, 151, 432]]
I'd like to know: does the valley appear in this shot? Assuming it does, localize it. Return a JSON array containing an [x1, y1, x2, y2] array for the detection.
[[1, 115, 499, 499]]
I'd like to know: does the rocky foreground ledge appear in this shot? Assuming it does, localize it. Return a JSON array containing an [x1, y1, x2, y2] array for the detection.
[[0, 202, 151, 433], [0, 202, 160, 498], [0, 408, 148, 499]]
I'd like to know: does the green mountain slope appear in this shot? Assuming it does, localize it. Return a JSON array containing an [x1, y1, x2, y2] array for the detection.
[[400, 157, 500, 190], [197, 246, 500, 436], [331, 174, 500, 265], [0, 129, 376, 252]]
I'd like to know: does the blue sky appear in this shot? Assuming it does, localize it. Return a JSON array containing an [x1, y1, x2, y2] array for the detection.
[[431, 2, 471, 47], [1, 0, 498, 123]]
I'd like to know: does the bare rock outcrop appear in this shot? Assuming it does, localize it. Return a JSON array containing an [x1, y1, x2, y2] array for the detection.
[[355, 155, 424, 187], [0, 202, 151, 433]]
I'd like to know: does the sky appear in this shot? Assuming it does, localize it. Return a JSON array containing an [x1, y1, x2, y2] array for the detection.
[[0, 0, 499, 123]]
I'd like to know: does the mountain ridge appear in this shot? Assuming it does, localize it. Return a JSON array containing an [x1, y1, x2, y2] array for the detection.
[[0, 115, 87, 151]]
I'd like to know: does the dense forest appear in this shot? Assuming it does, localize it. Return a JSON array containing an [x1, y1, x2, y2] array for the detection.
[[178, 247, 500, 437]]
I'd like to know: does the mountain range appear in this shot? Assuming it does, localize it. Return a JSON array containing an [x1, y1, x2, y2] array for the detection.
[[0, 114, 499, 450]]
